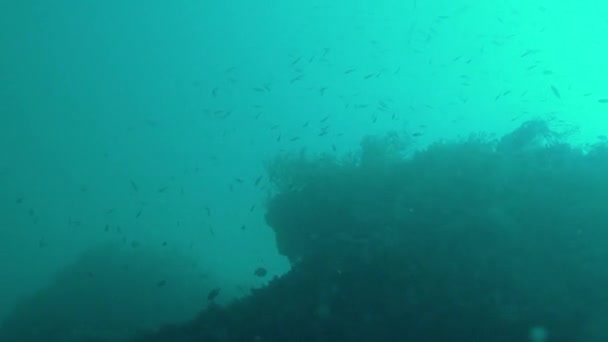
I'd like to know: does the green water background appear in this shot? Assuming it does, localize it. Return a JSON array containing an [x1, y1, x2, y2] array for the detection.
[[1, 0, 607, 325]]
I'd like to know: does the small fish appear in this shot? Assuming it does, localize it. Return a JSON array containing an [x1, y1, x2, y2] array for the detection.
[[290, 75, 304, 84], [254, 267, 268, 277], [520, 49, 540, 58], [598, 99, 608, 103], [130, 180, 138, 192], [207, 288, 221, 301], [291, 56, 301, 66], [136, 210, 142, 219], [157, 280, 166, 287], [254, 176, 263, 186], [157, 186, 168, 193], [322, 47, 330, 58], [550, 85, 561, 99]]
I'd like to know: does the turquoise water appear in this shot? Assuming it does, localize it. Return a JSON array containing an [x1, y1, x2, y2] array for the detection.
[[1, 0, 607, 340]]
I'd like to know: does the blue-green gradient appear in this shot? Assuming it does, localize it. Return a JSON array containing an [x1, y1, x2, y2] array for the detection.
[[1, 0, 607, 329]]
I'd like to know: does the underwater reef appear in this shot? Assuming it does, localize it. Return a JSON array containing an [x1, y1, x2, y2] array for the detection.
[[0, 244, 215, 342], [4, 120, 608, 342], [134, 120, 608, 342]]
